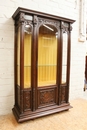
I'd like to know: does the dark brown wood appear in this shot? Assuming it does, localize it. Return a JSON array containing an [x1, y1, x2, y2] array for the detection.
[[84, 56, 87, 91], [85, 56, 87, 81], [57, 25, 61, 105], [58, 21, 63, 105], [14, 23, 17, 106], [13, 102, 72, 122], [20, 13, 24, 90], [31, 15, 38, 111], [23, 90, 31, 111], [12, 7, 75, 122], [37, 86, 57, 108], [20, 13, 25, 113], [55, 22, 60, 105], [12, 7, 75, 23], [66, 23, 72, 102]]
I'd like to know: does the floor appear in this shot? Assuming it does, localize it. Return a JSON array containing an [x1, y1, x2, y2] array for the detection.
[[1, 97, 87, 130]]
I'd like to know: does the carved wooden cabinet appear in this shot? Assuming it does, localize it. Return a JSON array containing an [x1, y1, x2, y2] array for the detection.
[[12, 7, 75, 122]]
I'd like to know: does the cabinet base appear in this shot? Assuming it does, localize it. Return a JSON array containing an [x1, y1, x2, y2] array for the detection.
[[12, 104, 72, 122]]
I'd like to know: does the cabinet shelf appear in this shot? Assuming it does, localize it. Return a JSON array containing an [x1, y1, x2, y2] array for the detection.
[[17, 65, 56, 67]]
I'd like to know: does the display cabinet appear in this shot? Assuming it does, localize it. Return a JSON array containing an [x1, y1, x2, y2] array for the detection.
[[12, 7, 75, 122]]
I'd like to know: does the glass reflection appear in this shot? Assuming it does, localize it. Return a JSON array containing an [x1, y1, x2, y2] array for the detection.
[[38, 24, 58, 87], [61, 31, 67, 84], [17, 27, 20, 86], [24, 24, 32, 88]]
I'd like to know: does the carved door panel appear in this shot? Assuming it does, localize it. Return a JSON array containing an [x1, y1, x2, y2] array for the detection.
[[37, 19, 59, 108]]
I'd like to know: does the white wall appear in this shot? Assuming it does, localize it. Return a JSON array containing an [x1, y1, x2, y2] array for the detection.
[[0, 0, 86, 115]]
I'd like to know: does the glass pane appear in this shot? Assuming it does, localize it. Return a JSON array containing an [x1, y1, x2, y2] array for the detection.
[[61, 32, 68, 84], [17, 27, 20, 86], [24, 24, 32, 88], [38, 24, 58, 87], [24, 15, 33, 21]]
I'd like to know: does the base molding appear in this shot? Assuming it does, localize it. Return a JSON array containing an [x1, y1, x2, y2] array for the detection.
[[12, 104, 72, 122]]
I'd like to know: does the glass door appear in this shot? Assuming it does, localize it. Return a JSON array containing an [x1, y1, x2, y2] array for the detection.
[[38, 24, 58, 87], [24, 24, 32, 88], [17, 27, 20, 86], [61, 31, 68, 84]]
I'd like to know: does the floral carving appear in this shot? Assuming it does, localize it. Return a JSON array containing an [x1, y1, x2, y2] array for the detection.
[[38, 17, 60, 29], [20, 90, 23, 113], [24, 91, 31, 110], [20, 13, 25, 23], [39, 89, 55, 105], [60, 87, 66, 104]]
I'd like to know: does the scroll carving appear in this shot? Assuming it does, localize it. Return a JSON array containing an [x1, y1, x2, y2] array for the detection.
[[24, 20, 32, 27], [17, 86, 20, 107], [20, 13, 25, 23]]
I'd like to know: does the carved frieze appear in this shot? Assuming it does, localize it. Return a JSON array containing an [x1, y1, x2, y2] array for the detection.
[[38, 17, 60, 30], [24, 91, 31, 111]]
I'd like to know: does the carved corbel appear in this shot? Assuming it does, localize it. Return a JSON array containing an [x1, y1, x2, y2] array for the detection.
[[20, 13, 25, 24], [33, 15, 38, 26], [68, 24, 72, 32], [60, 21, 64, 29]]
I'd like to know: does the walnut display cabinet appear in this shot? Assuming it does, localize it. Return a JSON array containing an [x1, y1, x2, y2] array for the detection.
[[12, 7, 75, 122]]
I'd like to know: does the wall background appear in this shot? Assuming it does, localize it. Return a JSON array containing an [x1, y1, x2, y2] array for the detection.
[[0, 0, 86, 115]]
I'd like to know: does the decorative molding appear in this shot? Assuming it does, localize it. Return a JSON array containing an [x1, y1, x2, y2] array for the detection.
[[24, 21, 32, 26], [20, 13, 25, 23], [38, 17, 60, 29], [78, 0, 86, 42], [69, 24, 72, 32], [33, 15, 38, 26], [74, 0, 77, 9], [60, 21, 64, 29], [61, 21, 69, 32]]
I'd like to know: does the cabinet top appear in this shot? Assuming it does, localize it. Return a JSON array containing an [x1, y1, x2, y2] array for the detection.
[[12, 7, 75, 23]]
